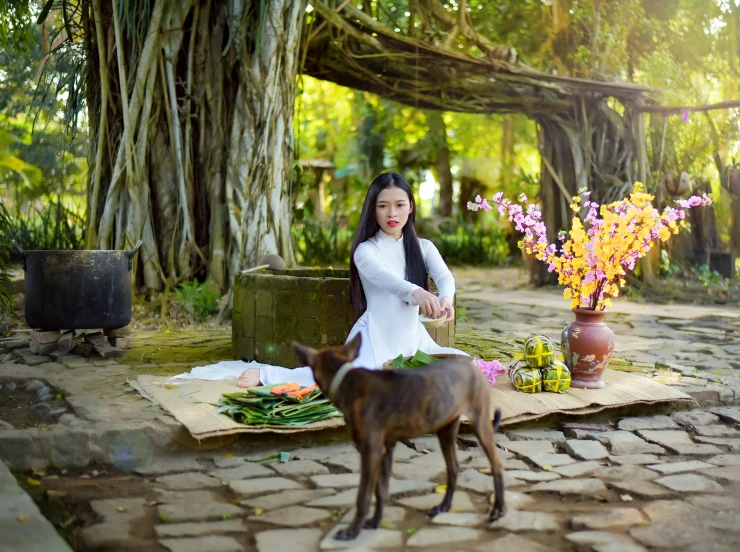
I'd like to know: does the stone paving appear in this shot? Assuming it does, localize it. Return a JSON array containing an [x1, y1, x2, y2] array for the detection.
[[0, 266, 739, 551]]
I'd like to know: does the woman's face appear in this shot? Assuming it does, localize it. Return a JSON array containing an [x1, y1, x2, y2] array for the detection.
[[376, 186, 412, 239]]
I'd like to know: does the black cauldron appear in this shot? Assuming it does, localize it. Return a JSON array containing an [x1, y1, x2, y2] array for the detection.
[[12, 240, 142, 330]]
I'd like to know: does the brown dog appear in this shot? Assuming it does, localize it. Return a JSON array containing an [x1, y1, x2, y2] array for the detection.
[[293, 334, 505, 541]]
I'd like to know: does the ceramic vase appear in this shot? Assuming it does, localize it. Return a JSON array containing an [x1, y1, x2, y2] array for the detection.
[[561, 308, 614, 389]]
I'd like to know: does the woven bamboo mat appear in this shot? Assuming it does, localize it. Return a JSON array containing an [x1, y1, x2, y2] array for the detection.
[[489, 369, 695, 425], [130, 369, 694, 441]]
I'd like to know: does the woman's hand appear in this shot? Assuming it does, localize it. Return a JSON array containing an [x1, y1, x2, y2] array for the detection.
[[439, 296, 454, 327], [413, 288, 442, 319]]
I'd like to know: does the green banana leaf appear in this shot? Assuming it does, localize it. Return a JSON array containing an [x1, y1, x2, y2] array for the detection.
[[409, 350, 439, 367], [388, 350, 440, 369], [389, 354, 408, 368], [218, 386, 342, 426]]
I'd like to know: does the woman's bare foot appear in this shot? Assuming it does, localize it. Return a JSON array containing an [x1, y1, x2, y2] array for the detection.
[[237, 368, 261, 388]]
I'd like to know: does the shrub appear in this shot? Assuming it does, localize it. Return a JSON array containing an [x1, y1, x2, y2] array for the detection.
[[174, 280, 220, 323], [292, 212, 353, 266], [6, 199, 84, 258], [429, 222, 510, 266]]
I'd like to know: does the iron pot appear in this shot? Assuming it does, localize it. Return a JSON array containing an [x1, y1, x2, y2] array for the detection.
[[12, 240, 142, 330]]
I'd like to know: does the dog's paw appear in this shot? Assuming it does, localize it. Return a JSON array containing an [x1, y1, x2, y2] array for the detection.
[[426, 504, 450, 518], [364, 518, 380, 529], [334, 528, 360, 541], [489, 505, 506, 523]]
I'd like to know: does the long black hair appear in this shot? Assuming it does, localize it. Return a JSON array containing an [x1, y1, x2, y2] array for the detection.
[[349, 172, 428, 311]]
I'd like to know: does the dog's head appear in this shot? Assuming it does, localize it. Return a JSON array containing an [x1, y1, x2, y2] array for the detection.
[[292, 334, 362, 394]]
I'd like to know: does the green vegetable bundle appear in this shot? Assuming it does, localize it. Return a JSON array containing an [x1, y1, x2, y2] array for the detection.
[[388, 350, 440, 369], [218, 385, 342, 426]]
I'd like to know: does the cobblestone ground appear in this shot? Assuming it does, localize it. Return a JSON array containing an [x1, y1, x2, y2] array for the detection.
[[1, 267, 739, 551]]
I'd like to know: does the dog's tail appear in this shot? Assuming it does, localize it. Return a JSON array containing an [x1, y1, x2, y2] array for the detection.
[[493, 409, 502, 432]]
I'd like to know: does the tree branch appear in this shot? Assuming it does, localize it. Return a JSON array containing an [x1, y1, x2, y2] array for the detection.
[[636, 100, 740, 115]]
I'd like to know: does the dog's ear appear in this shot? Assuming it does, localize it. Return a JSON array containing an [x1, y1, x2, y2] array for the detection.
[[292, 342, 317, 367], [344, 333, 362, 361]]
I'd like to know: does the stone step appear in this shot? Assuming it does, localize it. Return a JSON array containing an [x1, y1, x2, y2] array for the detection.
[[0, 459, 73, 552]]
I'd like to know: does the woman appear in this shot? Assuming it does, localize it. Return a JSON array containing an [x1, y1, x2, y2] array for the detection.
[[238, 171, 468, 388]]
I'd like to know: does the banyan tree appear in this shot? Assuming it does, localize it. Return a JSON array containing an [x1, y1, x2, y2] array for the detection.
[[31, 0, 673, 294]]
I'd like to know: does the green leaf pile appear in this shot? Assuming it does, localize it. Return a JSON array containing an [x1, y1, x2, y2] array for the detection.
[[218, 385, 341, 426]]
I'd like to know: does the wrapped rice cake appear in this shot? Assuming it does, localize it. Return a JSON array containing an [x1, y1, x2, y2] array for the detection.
[[524, 335, 555, 368], [511, 365, 543, 393], [541, 360, 571, 393], [507, 358, 528, 380]]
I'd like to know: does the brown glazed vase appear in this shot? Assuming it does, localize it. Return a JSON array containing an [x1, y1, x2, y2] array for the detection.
[[562, 308, 614, 389]]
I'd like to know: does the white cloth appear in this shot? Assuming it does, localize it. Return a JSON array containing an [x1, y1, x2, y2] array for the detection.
[[170, 231, 468, 387], [168, 360, 316, 388]]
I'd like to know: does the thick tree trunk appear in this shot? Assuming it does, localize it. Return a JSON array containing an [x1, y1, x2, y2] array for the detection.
[[499, 115, 515, 188], [458, 175, 486, 223], [634, 108, 658, 285], [427, 111, 453, 217], [731, 196, 740, 254], [535, 120, 574, 286], [689, 180, 719, 265], [551, 0, 572, 74], [226, 0, 302, 281], [85, 0, 304, 295], [532, 100, 641, 286]]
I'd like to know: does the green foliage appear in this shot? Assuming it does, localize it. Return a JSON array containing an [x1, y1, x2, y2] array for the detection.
[[291, 209, 512, 268], [294, 76, 540, 220], [1, 13, 89, 250], [429, 223, 510, 267], [5, 199, 84, 258], [292, 211, 354, 266], [0, 203, 14, 314], [689, 264, 726, 287], [0, 1, 35, 56], [0, 130, 42, 186], [174, 281, 220, 323]]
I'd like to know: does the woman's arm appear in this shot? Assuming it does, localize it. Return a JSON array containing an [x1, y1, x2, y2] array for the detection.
[[423, 240, 455, 325], [422, 240, 455, 300], [354, 243, 420, 303]]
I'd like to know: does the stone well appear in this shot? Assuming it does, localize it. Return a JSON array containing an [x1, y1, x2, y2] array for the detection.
[[232, 268, 456, 368]]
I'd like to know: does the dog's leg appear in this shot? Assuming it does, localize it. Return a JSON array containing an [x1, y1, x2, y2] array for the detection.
[[366, 443, 394, 529], [428, 418, 461, 518], [335, 435, 383, 540], [473, 408, 505, 522]]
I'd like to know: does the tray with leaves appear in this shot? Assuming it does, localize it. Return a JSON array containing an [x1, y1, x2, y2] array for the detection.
[[218, 384, 341, 426]]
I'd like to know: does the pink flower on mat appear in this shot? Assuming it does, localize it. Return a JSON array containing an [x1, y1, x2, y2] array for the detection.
[[474, 359, 507, 388]]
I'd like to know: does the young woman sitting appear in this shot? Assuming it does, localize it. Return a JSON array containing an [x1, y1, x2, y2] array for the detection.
[[237, 171, 468, 388]]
